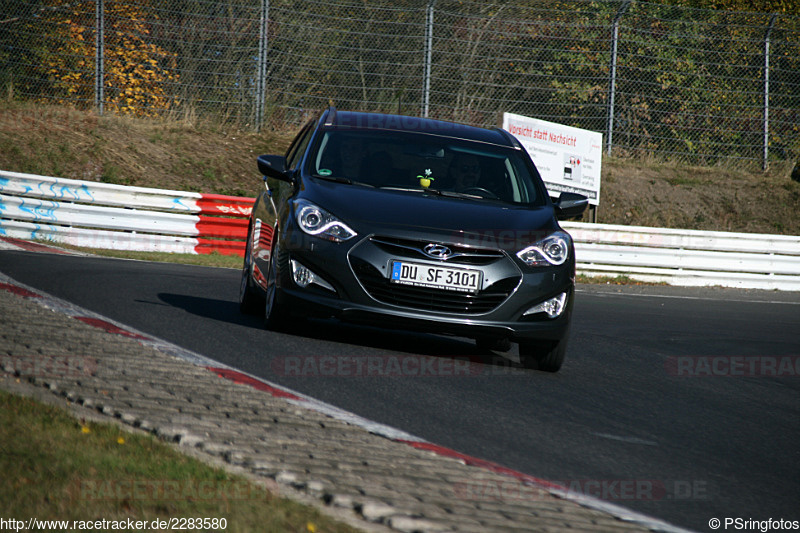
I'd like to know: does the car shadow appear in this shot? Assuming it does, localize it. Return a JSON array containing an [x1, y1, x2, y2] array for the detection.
[[156, 292, 264, 328], [156, 292, 525, 370]]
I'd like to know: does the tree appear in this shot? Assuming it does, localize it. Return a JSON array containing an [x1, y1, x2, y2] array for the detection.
[[649, 0, 800, 13], [37, 0, 179, 116]]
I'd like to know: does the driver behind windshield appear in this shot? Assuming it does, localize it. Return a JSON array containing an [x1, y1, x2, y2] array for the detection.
[[447, 153, 482, 192]]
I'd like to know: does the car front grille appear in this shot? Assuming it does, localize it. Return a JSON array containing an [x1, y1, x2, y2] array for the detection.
[[350, 257, 519, 315], [369, 236, 505, 265]]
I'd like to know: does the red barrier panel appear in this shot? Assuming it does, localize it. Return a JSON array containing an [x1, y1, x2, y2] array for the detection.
[[196, 216, 249, 240], [194, 194, 254, 257], [197, 194, 254, 217]]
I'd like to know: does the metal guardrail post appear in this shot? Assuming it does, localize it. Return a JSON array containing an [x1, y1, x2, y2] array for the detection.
[[422, 0, 436, 118], [95, 0, 104, 116], [606, 0, 630, 157], [763, 13, 778, 172], [255, 0, 270, 131]]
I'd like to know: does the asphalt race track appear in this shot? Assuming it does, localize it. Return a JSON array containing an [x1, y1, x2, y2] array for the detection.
[[1, 249, 798, 532]]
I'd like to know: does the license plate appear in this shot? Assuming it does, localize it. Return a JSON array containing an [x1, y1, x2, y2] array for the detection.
[[390, 261, 482, 293]]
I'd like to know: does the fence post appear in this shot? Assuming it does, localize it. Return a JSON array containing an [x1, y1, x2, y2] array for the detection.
[[606, 0, 630, 156], [763, 13, 778, 172], [421, 0, 436, 118], [255, 0, 269, 131], [95, 0, 104, 115]]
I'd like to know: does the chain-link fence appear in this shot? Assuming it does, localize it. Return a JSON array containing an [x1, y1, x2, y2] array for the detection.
[[1, 0, 798, 166]]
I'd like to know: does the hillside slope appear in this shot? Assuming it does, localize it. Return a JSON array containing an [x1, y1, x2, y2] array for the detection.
[[2, 102, 798, 235]]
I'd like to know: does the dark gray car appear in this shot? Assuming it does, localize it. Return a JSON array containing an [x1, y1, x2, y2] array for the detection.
[[240, 108, 587, 372]]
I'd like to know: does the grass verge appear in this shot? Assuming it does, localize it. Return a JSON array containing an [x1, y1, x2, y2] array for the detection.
[[37, 241, 242, 269], [0, 388, 359, 533], [576, 273, 666, 286]]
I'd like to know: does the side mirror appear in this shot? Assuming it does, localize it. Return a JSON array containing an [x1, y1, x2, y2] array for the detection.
[[554, 192, 589, 220], [257, 154, 291, 183]]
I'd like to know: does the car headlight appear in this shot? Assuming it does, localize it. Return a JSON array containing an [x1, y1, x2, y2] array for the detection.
[[516, 231, 570, 266], [295, 199, 356, 242]]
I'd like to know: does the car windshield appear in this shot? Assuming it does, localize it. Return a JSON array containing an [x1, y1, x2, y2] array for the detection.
[[310, 130, 547, 206]]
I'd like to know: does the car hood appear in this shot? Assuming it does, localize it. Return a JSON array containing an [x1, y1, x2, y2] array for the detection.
[[301, 179, 560, 250]]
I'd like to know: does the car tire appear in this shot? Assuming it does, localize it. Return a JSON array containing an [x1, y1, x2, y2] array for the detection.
[[263, 246, 289, 331], [518, 334, 568, 373], [239, 221, 263, 315]]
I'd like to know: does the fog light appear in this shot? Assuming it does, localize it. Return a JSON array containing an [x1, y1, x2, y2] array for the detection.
[[291, 259, 335, 292], [524, 292, 568, 318]]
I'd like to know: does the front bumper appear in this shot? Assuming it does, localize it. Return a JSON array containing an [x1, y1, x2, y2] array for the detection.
[[279, 283, 572, 342], [278, 228, 575, 343]]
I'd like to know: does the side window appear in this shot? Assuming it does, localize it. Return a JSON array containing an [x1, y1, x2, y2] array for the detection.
[[285, 122, 315, 171]]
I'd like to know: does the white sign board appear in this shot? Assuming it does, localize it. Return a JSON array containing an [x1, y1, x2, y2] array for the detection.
[[502, 112, 602, 206]]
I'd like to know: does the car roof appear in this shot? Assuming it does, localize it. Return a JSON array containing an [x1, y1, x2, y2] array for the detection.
[[320, 108, 519, 148]]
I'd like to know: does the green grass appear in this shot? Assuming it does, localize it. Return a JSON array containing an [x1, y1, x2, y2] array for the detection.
[[577, 273, 666, 286], [38, 241, 242, 269], [0, 389, 358, 533]]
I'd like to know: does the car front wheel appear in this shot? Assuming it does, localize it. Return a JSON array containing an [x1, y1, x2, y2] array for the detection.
[[263, 247, 289, 331], [239, 221, 263, 315], [518, 332, 569, 373]]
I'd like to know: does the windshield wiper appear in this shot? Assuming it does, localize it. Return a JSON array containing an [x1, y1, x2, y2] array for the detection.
[[380, 186, 421, 193], [425, 188, 483, 199], [379, 186, 482, 199], [312, 174, 374, 187]]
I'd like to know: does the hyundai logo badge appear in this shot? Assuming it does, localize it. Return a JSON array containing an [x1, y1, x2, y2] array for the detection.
[[423, 244, 453, 259]]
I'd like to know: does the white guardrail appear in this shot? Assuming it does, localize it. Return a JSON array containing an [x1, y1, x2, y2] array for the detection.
[[0, 170, 252, 257], [562, 222, 800, 291], [1, 170, 799, 291]]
